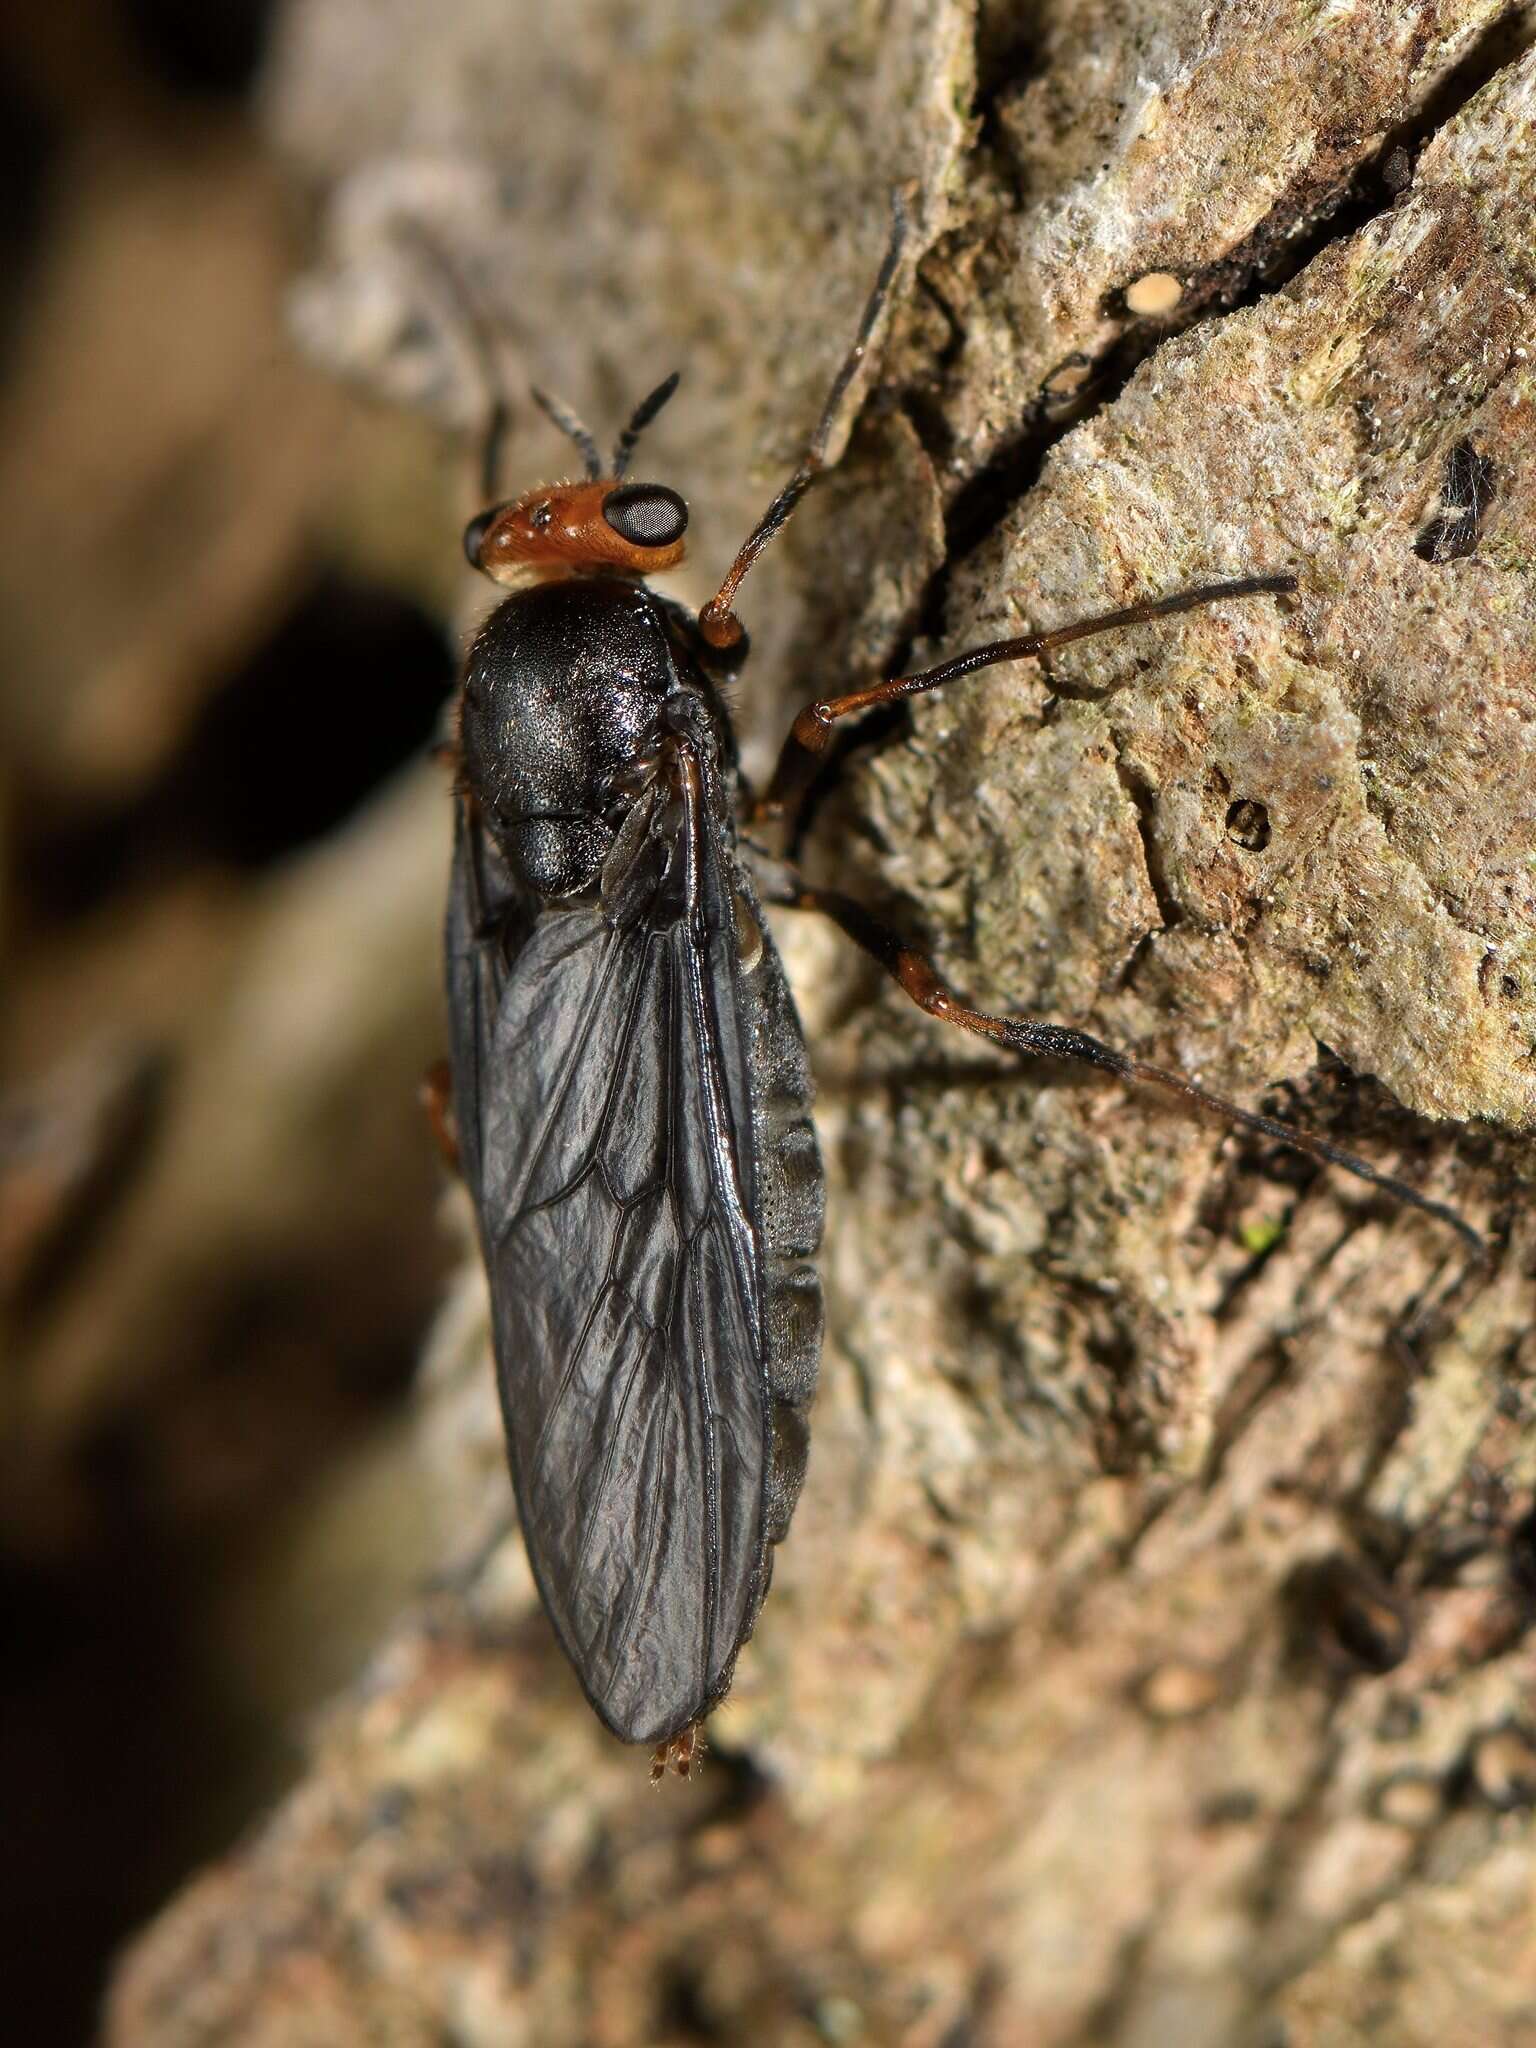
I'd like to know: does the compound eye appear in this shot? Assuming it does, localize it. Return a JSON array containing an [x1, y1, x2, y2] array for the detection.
[[462, 507, 498, 570], [601, 482, 688, 550]]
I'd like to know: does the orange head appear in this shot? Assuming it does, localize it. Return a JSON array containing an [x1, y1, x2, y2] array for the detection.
[[464, 479, 687, 585], [463, 372, 688, 587]]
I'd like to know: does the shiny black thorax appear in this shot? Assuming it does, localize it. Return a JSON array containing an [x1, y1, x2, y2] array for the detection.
[[459, 576, 734, 897]]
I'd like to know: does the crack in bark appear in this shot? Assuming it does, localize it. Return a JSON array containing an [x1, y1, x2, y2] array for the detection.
[[888, 2, 1536, 719], [1143, 4, 1536, 329], [1107, 742, 1183, 936]]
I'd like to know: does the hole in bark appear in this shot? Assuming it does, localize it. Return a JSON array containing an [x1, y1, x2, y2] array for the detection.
[[1283, 1555, 1411, 1678], [1224, 798, 1272, 851]]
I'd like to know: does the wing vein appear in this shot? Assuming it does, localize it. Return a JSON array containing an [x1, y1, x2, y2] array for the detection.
[[570, 1308, 657, 1588], [520, 935, 667, 1486], [680, 938, 724, 1682], [605, 1387, 670, 1676], [498, 919, 618, 1237]]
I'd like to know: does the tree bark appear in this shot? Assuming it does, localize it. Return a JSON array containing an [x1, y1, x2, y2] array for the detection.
[[110, 4, 1536, 2044]]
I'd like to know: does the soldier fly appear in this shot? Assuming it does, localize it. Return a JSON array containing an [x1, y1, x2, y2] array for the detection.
[[437, 195, 1481, 1779]]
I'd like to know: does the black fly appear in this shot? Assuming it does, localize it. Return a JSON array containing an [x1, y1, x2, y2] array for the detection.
[[436, 196, 1482, 1779], [1414, 438, 1495, 564]]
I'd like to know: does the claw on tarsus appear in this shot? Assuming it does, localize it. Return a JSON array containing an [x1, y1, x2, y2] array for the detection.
[[650, 1724, 705, 1785]]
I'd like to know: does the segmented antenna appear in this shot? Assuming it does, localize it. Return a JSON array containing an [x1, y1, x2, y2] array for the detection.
[[531, 387, 603, 481], [613, 371, 682, 478]]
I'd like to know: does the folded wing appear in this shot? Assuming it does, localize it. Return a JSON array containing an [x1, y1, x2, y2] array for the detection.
[[445, 775, 770, 1745]]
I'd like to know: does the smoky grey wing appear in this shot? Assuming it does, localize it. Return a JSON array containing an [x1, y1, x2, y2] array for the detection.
[[451, 815, 770, 1748], [445, 800, 540, 1210]]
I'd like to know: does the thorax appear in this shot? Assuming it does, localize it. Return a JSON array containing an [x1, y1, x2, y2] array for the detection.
[[458, 577, 731, 898]]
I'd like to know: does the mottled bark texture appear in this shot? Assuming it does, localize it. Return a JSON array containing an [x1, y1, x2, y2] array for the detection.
[[110, 3, 1536, 2044]]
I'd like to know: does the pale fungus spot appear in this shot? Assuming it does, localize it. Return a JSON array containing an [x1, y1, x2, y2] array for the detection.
[[1124, 270, 1183, 317]]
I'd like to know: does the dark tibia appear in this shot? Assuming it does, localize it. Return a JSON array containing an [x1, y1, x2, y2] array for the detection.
[[786, 881, 1485, 1260]]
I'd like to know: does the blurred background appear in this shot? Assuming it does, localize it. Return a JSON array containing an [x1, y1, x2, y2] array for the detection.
[[0, 7, 464, 2038]]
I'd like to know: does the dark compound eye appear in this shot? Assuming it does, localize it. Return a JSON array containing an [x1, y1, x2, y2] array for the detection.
[[602, 482, 688, 549], [462, 508, 497, 569]]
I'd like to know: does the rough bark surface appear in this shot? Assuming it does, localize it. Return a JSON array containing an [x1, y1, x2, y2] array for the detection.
[[109, 4, 1536, 2044]]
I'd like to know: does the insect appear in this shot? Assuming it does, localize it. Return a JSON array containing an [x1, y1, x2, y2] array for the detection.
[[437, 196, 1481, 1779], [1414, 438, 1495, 564]]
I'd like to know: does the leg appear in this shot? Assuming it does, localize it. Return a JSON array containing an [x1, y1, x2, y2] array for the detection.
[[420, 1058, 461, 1173], [751, 575, 1296, 829], [651, 1723, 705, 1785], [698, 188, 912, 652], [395, 220, 515, 504], [427, 1503, 517, 1599], [777, 878, 1484, 1258]]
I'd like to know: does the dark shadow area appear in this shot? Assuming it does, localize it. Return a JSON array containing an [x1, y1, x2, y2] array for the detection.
[[19, 574, 453, 924], [119, 0, 277, 101], [0, 8, 454, 2042]]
